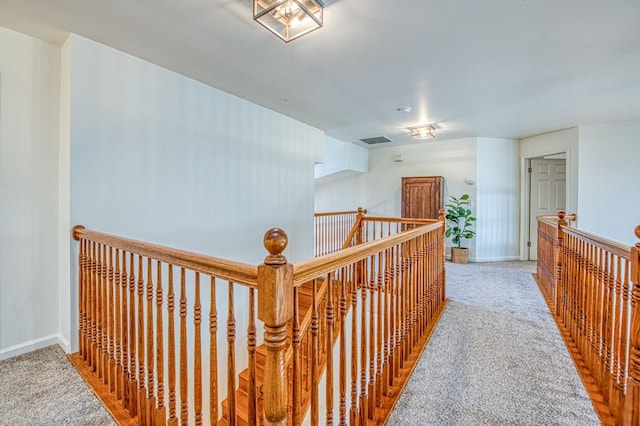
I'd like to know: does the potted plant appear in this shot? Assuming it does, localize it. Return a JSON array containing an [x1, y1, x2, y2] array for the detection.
[[445, 194, 476, 263]]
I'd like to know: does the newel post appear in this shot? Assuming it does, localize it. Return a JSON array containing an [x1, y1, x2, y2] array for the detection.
[[355, 207, 366, 245], [554, 212, 569, 315], [625, 226, 640, 425], [258, 228, 294, 426]]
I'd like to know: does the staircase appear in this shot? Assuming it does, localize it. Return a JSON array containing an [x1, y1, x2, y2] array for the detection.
[[219, 278, 348, 425]]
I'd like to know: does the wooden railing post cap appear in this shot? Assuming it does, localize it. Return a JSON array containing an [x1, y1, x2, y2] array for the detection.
[[438, 209, 445, 220], [558, 211, 566, 220], [357, 207, 366, 216], [258, 228, 293, 325], [635, 225, 640, 245], [263, 228, 288, 266], [71, 225, 85, 241]]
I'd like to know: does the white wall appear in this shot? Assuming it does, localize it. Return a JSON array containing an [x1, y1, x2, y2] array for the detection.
[[314, 135, 368, 180], [315, 138, 478, 256], [0, 27, 61, 359], [64, 34, 323, 351], [578, 120, 640, 246], [475, 138, 520, 261]]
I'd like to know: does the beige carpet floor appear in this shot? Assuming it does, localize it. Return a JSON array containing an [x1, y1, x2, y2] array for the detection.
[[387, 261, 600, 425]]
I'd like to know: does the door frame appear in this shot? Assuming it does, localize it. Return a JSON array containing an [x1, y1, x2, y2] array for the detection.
[[519, 147, 576, 260]]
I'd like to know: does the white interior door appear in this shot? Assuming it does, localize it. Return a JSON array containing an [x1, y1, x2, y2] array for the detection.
[[529, 158, 566, 260]]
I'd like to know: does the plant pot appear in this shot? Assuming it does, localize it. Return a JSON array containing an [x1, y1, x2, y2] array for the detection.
[[451, 247, 469, 264]]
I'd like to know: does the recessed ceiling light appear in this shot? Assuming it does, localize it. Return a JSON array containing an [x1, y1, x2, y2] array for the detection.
[[396, 106, 412, 113]]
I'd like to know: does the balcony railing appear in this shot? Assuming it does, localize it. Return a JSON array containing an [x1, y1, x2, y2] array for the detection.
[[535, 213, 640, 425], [69, 209, 448, 425]]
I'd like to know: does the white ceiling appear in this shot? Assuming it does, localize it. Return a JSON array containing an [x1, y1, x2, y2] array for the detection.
[[1, 0, 639, 148]]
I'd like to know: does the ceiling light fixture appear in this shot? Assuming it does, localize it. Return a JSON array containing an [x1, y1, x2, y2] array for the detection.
[[409, 125, 436, 140], [254, 0, 324, 43]]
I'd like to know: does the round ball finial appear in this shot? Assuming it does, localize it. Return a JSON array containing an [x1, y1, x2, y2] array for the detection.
[[635, 225, 640, 241], [558, 211, 566, 220], [263, 228, 288, 265]]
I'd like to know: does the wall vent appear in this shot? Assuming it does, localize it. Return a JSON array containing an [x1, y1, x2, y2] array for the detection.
[[360, 135, 392, 145]]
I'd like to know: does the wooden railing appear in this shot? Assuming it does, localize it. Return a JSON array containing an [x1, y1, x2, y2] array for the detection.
[[70, 212, 448, 425], [314, 209, 362, 256], [534, 213, 640, 425], [291, 215, 446, 424], [70, 225, 259, 425]]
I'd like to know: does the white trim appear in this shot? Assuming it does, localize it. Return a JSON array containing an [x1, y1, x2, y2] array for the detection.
[[57, 333, 72, 354], [519, 146, 574, 261], [0, 334, 59, 361], [472, 256, 521, 263]]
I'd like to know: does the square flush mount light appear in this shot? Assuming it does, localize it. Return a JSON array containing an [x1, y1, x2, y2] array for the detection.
[[409, 125, 436, 140], [254, 0, 324, 43]]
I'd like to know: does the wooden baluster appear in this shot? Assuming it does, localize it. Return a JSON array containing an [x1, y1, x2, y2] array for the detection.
[[101, 245, 110, 387], [146, 258, 156, 425], [292, 287, 301, 425], [601, 251, 614, 406], [121, 251, 131, 412], [156, 261, 166, 424], [368, 252, 377, 416], [94, 243, 101, 375], [326, 273, 335, 425], [388, 245, 397, 387], [137, 255, 147, 424], [167, 265, 178, 425], [602, 252, 612, 398], [350, 257, 359, 425], [618, 261, 632, 424], [76, 236, 85, 362], [90, 242, 98, 370], [227, 281, 236, 426], [311, 279, 319, 425], [95, 243, 102, 375], [359, 256, 368, 423], [114, 249, 123, 402], [612, 258, 627, 424], [128, 252, 138, 417], [339, 274, 347, 426], [257, 228, 293, 426], [248, 288, 257, 426], [383, 248, 391, 395], [209, 276, 218, 425], [375, 249, 384, 408], [194, 273, 203, 426], [108, 247, 116, 393], [179, 268, 189, 424], [624, 226, 640, 424]]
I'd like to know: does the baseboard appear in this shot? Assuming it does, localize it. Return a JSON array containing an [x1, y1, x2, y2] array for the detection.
[[57, 333, 71, 354], [445, 255, 520, 263], [472, 256, 521, 262], [0, 334, 59, 361]]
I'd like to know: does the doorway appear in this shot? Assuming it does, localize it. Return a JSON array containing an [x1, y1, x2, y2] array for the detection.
[[527, 157, 566, 260]]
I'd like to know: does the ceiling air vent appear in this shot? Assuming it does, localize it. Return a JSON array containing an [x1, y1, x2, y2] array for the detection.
[[360, 135, 392, 145]]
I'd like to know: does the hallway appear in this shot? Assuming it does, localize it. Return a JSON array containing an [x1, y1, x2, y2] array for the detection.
[[388, 261, 599, 425]]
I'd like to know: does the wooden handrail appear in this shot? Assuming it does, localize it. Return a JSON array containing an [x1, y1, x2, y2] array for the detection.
[[314, 210, 360, 217], [363, 217, 440, 225], [72, 225, 258, 287], [561, 226, 631, 259], [293, 222, 442, 286]]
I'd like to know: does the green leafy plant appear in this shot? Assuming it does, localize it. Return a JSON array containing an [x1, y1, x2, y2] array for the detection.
[[445, 194, 476, 248]]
